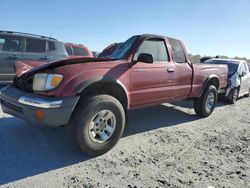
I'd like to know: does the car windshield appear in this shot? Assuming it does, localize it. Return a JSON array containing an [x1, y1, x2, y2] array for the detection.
[[100, 36, 138, 59], [204, 60, 239, 76]]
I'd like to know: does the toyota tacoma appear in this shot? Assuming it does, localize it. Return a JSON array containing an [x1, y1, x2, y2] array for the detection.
[[0, 34, 228, 156]]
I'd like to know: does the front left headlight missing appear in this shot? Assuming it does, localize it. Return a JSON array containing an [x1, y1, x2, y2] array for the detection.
[[33, 73, 64, 91]]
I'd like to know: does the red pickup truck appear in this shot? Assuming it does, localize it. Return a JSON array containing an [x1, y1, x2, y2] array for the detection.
[[0, 34, 228, 156]]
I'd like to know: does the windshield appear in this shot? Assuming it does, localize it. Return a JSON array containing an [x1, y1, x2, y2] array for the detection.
[[99, 36, 138, 59], [204, 60, 239, 76]]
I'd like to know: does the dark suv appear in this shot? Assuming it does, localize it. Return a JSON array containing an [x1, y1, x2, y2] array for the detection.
[[0, 31, 67, 85]]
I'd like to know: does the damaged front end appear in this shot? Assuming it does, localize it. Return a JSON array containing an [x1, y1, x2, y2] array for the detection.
[[225, 73, 240, 97], [14, 72, 34, 92], [1, 64, 79, 127]]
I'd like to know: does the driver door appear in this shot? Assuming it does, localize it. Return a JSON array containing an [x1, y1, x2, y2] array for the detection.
[[129, 38, 176, 108]]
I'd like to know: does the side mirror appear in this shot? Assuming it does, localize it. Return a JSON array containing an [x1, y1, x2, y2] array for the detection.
[[137, 53, 153, 64], [241, 71, 247, 77]]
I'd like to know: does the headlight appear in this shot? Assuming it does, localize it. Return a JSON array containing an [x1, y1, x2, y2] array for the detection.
[[33, 73, 64, 91]]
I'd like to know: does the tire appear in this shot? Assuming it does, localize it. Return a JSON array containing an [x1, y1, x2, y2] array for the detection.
[[194, 85, 218, 117], [70, 94, 126, 156], [244, 88, 250, 97], [228, 88, 239, 104]]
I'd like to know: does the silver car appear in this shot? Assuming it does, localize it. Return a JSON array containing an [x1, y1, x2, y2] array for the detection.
[[0, 31, 68, 85], [203, 59, 250, 103]]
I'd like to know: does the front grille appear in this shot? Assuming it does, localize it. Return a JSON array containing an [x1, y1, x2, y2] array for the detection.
[[1, 99, 23, 114], [14, 75, 33, 92]]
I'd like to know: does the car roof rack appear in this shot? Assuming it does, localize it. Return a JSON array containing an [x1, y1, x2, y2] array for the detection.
[[0, 30, 57, 40]]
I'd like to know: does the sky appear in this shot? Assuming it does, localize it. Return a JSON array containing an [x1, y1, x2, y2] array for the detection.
[[1, 0, 250, 58]]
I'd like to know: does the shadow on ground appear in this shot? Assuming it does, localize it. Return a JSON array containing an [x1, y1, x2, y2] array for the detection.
[[0, 100, 200, 185], [0, 117, 88, 185], [124, 101, 200, 137]]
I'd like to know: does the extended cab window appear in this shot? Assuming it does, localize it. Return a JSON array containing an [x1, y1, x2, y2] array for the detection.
[[73, 46, 89, 56], [134, 39, 169, 62], [26, 38, 46, 53], [169, 39, 186, 63], [0, 35, 21, 52]]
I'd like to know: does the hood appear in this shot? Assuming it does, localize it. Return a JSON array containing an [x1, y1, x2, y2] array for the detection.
[[22, 57, 117, 77], [15, 60, 47, 77]]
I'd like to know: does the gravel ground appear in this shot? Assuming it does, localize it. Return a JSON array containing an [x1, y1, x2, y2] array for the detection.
[[0, 97, 249, 188]]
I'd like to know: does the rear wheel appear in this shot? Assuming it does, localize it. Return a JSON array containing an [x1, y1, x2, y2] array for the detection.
[[194, 85, 218, 117], [70, 94, 126, 156], [228, 88, 238, 104]]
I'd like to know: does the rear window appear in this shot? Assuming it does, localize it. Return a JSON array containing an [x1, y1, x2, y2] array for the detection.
[[0, 35, 21, 52], [72, 46, 89, 56], [26, 38, 46, 53], [65, 45, 73, 55], [169, 39, 186, 63]]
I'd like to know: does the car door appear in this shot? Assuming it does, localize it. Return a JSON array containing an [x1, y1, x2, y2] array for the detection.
[[22, 37, 52, 62], [129, 38, 176, 108], [239, 62, 250, 95], [0, 34, 23, 84]]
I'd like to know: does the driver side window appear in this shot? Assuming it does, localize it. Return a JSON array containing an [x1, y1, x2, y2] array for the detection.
[[133, 39, 169, 63]]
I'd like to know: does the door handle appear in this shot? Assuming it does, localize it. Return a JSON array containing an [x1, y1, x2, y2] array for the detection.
[[6, 55, 19, 60], [167, 68, 175, 73], [133, 68, 145, 72], [40, 56, 49, 60]]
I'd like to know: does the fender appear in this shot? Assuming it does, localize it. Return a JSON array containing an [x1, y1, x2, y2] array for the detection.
[[200, 74, 219, 97], [74, 76, 129, 106]]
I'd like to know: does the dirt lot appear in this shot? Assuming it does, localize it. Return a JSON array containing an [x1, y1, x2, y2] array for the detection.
[[0, 97, 249, 188]]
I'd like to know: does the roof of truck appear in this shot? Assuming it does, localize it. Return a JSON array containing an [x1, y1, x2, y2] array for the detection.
[[139, 34, 180, 41]]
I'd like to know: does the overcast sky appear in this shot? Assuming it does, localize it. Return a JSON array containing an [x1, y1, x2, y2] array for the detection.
[[1, 0, 250, 58]]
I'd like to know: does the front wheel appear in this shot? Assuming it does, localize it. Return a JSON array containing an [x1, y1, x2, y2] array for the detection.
[[194, 85, 218, 117], [70, 94, 126, 156]]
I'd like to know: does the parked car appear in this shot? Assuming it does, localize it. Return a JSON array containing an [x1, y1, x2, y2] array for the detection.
[[98, 43, 121, 57], [0, 34, 228, 156], [64, 43, 93, 58], [15, 43, 93, 77], [202, 59, 250, 103], [0, 31, 68, 85]]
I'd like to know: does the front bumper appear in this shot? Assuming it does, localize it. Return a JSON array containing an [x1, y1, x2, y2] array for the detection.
[[0, 86, 79, 127]]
